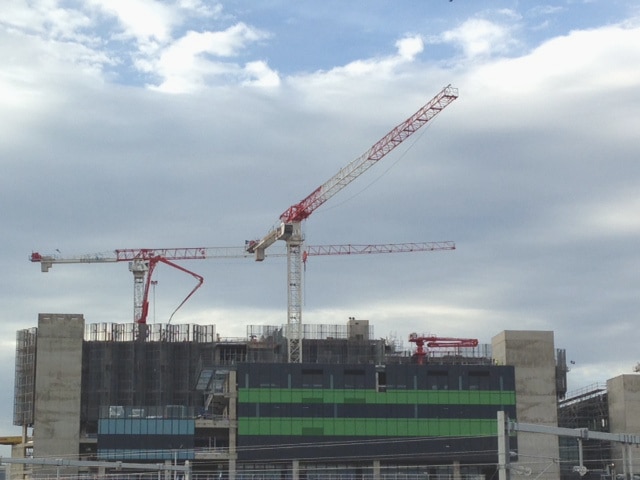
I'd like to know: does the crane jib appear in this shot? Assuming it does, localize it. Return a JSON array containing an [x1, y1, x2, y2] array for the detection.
[[279, 85, 458, 224]]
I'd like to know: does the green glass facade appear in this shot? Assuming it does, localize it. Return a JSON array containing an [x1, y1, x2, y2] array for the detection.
[[237, 363, 516, 464]]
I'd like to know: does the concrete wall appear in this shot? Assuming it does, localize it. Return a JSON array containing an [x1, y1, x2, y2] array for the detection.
[[607, 374, 640, 472], [33, 314, 84, 473], [492, 330, 560, 479]]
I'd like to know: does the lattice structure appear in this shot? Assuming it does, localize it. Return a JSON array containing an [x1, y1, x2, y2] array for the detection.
[[558, 383, 611, 474], [13, 328, 37, 426], [85, 322, 216, 342]]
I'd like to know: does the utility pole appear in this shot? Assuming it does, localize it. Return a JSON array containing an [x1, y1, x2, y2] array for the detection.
[[497, 411, 511, 480]]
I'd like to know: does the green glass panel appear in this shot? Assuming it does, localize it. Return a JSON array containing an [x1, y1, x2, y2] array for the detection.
[[237, 388, 517, 407]]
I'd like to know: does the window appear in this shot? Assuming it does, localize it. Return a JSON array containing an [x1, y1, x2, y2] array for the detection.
[[344, 369, 366, 389], [302, 369, 324, 388], [376, 370, 387, 393], [468, 370, 490, 391], [428, 371, 448, 390]]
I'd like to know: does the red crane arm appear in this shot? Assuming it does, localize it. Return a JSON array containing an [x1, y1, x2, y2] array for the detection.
[[408, 333, 478, 365], [426, 338, 479, 348], [137, 256, 204, 325], [279, 85, 459, 223]]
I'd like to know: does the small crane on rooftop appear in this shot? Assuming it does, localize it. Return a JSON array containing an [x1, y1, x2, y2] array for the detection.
[[409, 332, 479, 365]]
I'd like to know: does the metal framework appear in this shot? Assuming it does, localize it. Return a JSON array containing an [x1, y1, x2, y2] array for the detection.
[[31, 241, 453, 326], [248, 85, 459, 363], [13, 328, 37, 426], [499, 412, 640, 480]]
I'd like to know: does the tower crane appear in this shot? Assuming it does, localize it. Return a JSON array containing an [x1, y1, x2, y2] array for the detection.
[[409, 332, 479, 365], [246, 85, 459, 363], [30, 241, 454, 325]]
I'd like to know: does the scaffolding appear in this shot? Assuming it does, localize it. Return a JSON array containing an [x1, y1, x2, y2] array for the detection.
[[384, 343, 494, 366], [246, 323, 382, 364], [13, 328, 37, 426], [85, 322, 216, 343], [247, 323, 375, 341], [558, 383, 609, 431], [557, 383, 611, 475]]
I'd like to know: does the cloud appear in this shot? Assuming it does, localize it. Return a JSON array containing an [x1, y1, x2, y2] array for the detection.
[[2, 1, 640, 407], [581, 193, 640, 237], [147, 23, 272, 92], [88, 0, 177, 44], [243, 61, 280, 87], [2, 1, 270, 93], [395, 36, 424, 61], [441, 17, 519, 59]]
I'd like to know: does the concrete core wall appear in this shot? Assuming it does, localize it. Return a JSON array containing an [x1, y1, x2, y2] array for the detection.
[[492, 330, 560, 479], [607, 374, 640, 472], [33, 314, 84, 471]]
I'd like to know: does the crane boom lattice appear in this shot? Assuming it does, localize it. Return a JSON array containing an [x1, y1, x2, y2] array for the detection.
[[280, 85, 459, 223], [30, 241, 453, 326]]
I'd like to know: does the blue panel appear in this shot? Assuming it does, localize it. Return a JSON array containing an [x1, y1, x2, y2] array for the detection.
[[131, 419, 141, 435]]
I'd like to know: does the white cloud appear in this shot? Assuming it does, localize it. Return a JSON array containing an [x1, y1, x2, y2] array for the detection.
[[88, 0, 176, 44], [3, 0, 640, 403], [148, 23, 270, 93], [395, 35, 424, 61], [581, 193, 640, 236], [291, 33, 427, 98], [176, 0, 223, 17], [442, 18, 518, 58], [243, 60, 280, 87]]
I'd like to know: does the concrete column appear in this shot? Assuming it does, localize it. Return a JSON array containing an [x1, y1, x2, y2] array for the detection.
[[452, 461, 461, 480], [373, 460, 381, 480], [497, 411, 510, 480], [33, 314, 85, 476], [229, 370, 238, 480], [608, 375, 640, 474], [292, 460, 300, 480], [492, 331, 560, 480]]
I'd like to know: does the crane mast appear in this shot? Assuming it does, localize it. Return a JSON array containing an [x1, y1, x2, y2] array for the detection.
[[248, 85, 459, 363]]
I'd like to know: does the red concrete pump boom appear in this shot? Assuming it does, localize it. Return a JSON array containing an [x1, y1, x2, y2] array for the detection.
[[409, 332, 479, 365]]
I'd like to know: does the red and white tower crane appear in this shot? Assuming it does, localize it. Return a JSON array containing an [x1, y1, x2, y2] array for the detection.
[[247, 85, 459, 363], [30, 241, 454, 325]]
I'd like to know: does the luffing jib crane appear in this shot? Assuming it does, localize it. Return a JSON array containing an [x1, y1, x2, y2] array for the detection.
[[30, 241, 454, 325], [247, 85, 459, 363]]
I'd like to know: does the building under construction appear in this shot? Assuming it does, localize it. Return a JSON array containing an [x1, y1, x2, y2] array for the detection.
[[556, 376, 640, 479], [13, 314, 569, 480]]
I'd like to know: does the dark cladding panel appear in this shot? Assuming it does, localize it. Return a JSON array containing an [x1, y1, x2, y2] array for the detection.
[[238, 435, 499, 463]]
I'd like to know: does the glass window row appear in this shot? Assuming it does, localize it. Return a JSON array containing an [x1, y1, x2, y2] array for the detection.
[[238, 403, 516, 420], [98, 418, 194, 435], [239, 364, 515, 391]]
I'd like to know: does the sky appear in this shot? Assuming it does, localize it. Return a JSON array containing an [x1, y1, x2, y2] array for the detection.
[[1, 0, 640, 438]]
